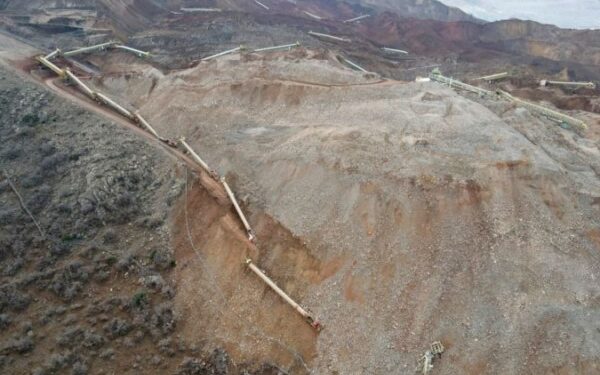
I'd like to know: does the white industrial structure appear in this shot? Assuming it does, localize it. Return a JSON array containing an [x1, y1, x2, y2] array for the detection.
[[64, 68, 96, 99], [179, 138, 219, 179], [477, 72, 509, 82], [340, 56, 368, 72], [308, 31, 351, 43], [540, 80, 596, 89], [254, 0, 269, 10], [382, 47, 408, 55], [133, 112, 162, 140], [497, 90, 587, 131], [63, 41, 118, 57], [52, 41, 151, 59], [221, 178, 256, 242], [344, 14, 370, 23], [114, 44, 150, 58], [44, 48, 61, 60], [35, 55, 65, 77], [429, 69, 493, 97], [180, 7, 222, 12], [95, 92, 135, 120], [201, 46, 243, 61], [245, 259, 322, 331], [303, 10, 322, 20], [253, 42, 300, 53]]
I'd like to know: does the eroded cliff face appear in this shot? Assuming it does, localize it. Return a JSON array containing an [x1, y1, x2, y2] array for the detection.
[[479, 20, 600, 66], [351, 13, 600, 76]]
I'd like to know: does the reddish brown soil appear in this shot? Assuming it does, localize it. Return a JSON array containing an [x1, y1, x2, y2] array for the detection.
[[170, 173, 323, 373]]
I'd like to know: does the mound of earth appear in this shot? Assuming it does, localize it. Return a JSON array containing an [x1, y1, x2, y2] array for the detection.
[[87, 50, 600, 374]]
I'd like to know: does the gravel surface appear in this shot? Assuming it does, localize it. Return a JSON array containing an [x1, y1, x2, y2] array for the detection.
[[95, 52, 600, 374]]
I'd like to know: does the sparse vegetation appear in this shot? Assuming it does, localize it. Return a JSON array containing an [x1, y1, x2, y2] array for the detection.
[[0, 66, 235, 374]]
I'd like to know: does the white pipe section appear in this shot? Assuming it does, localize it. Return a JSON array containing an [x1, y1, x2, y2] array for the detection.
[[133, 112, 161, 139], [201, 46, 242, 61], [63, 41, 117, 57], [180, 7, 222, 12], [308, 31, 350, 43], [245, 259, 322, 330], [344, 14, 370, 23], [114, 45, 150, 58], [221, 178, 255, 242], [540, 80, 596, 89], [36, 56, 65, 77], [45, 48, 61, 60], [406, 64, 440, 71], [341, 56, 367, 72], [477, 72, 509, 81], [178, 137, 218, 178], [382, 47, 408, 54], [64, 69, 96, 99], [254, 0, 269, 10], [303, 11, 322, 20], [95, 92, 134, 120], [430, 70, 492, 97], [253, 42, 300, 53]]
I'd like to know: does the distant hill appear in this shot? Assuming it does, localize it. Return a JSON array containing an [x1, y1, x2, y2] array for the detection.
[[342, 0, 481, 22]]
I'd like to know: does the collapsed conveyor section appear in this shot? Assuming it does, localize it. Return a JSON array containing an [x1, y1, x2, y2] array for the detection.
[[34, 44, 323, 333], [43, 41, 151, 61], [429, 69, 588, 131]]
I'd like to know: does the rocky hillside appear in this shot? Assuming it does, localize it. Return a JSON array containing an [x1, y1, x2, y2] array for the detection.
[[345, 0, 479, 22], [0, 64, 286, 374], [88, 51, 600, 374], [1, 1, 599, 374]]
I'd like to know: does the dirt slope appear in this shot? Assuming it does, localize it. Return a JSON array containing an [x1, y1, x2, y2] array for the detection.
[[88, 50, 600, 374], [1, 1, 600, 374], [0, 56, 288, 373]]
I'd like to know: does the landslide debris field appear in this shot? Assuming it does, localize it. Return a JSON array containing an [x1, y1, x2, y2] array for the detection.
[[1, 1, 600, 374]]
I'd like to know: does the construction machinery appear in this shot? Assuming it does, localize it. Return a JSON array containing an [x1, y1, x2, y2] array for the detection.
[[221, 178, 256, 242], [416, 341, 444, 375], [308, 31, 351, 43], [245, 258, 322, 331], [540, 80, 596, 90]]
